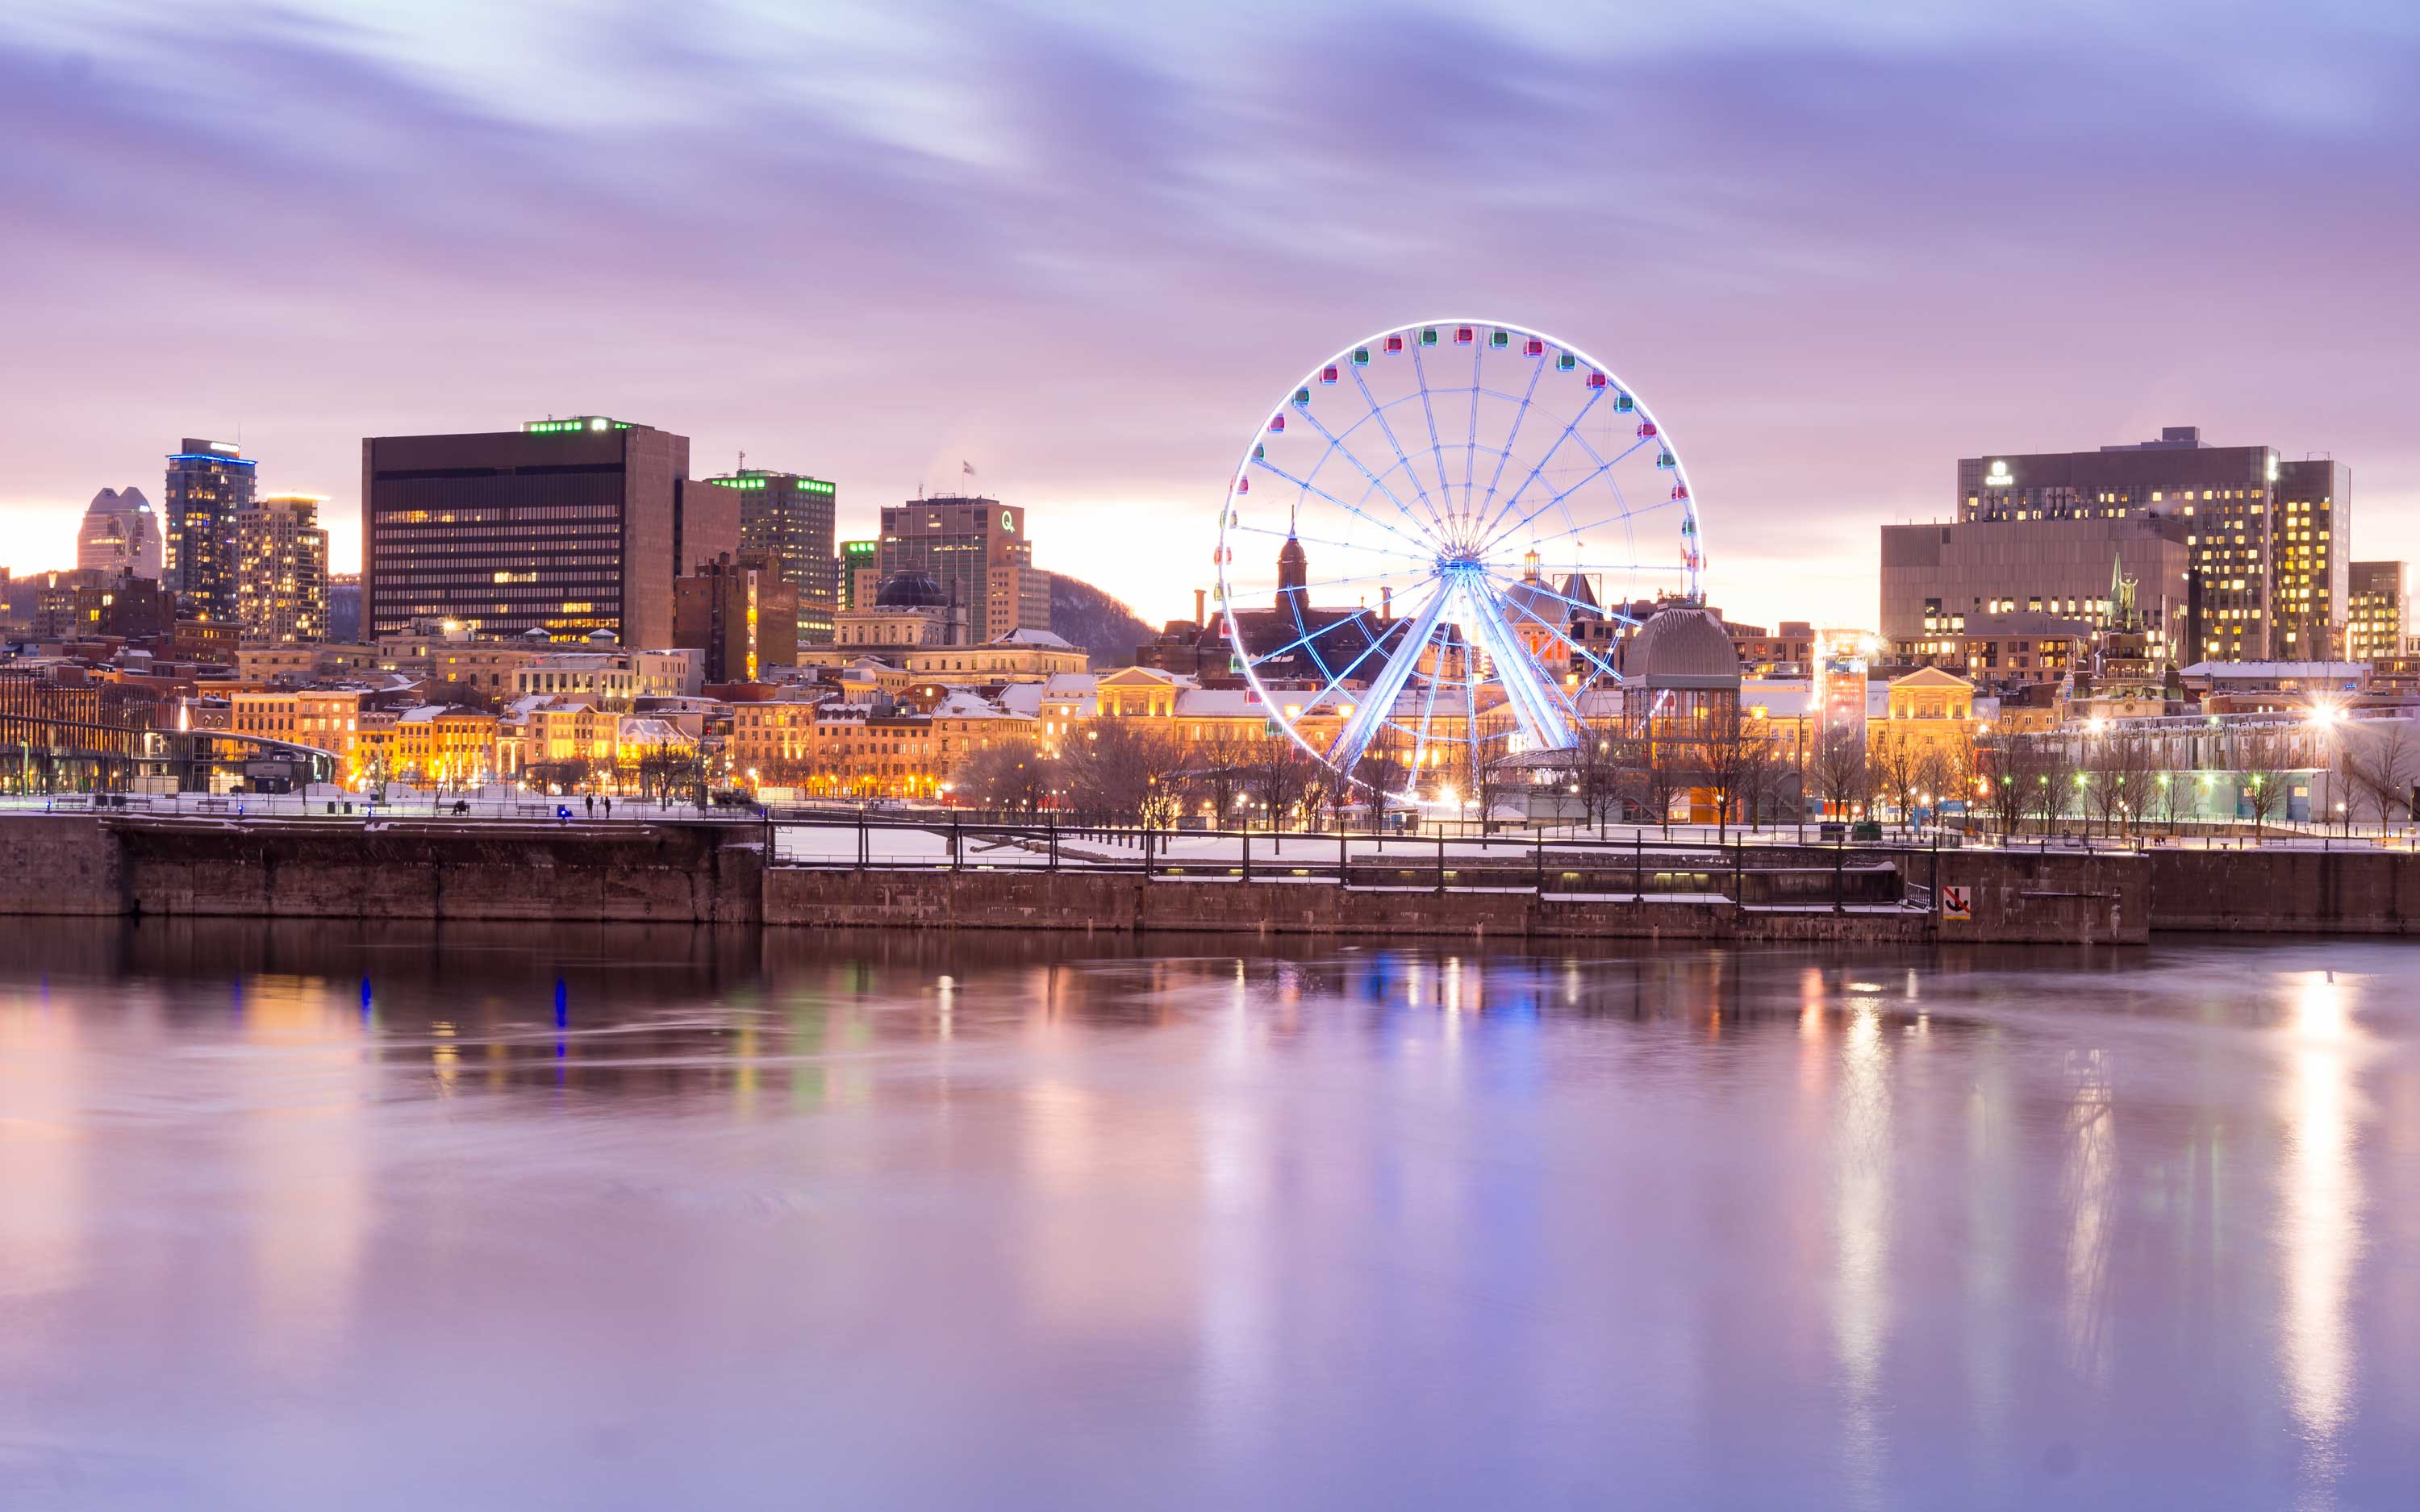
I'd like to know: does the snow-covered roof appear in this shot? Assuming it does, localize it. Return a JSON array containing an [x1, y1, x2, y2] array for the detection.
[[931, 691, 1028, 720], [986, 627, 1075, 650]]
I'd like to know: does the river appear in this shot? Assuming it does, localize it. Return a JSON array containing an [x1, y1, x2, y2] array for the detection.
[[1, 922, 2414, 1510]]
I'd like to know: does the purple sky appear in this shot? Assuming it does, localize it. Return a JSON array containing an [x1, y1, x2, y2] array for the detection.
[[5, 2, 2417, 631]]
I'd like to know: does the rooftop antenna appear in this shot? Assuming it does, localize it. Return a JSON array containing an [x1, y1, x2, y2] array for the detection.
[[738, 449, 746, 473]]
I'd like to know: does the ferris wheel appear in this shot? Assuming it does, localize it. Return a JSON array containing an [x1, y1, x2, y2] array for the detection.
[[1213, 319, 1706, 793]]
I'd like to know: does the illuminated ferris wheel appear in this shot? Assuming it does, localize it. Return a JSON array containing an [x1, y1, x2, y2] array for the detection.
[[1213, 319, 1707, 793]]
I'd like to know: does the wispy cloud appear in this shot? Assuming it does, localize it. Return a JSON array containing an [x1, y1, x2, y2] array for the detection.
[[4, 1, 2417, 626]]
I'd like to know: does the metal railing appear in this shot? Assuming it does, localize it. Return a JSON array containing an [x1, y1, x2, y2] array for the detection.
[[766, 810, 1913, 910]]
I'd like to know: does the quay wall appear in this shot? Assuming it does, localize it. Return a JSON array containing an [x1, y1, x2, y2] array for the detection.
[[2148, 848, 2420, 935], [0, 818, 2153, 943]]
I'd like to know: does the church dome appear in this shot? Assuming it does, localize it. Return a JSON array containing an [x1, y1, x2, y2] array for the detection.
[[874, 572, 949, 609]]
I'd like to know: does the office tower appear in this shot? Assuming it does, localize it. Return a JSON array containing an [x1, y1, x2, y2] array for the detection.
[[705, 469, 837, 644], [674, 551, 799, 683], [236, 493, 331, 644], [2347, 561, 2405, 662], [1952, 426, 2353, 661], [361, 416, 732, 648], [875, 495, 1047, 647], [2272, 460, 2351, 658], [838, 540, 879, 611], [164, 439, 256, 621], [77, 487, 165, 578]]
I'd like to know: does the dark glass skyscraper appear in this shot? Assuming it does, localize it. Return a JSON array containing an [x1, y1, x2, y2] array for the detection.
[[164, 439, 256, 623], [361, 417, 732, 648], [705, 469, 837, 644]]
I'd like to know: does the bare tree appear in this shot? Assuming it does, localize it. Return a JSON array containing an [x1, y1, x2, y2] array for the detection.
[[2349, 719, 2418, 829], [1980, 735, 2036, 838], [2031, 739, 2080, 836], [2239, 728, 2289, 833], [1813, 722, 1867, 825], [1187, 728, 1254, 827], [958, 737, 1054, 814], [1698, 698, 1770, 842], [1066, 721, 1188, 827], [1868, 727, 1921, 834], [1244, 732, 1314, 841], [1913, 744, 1955, 835]]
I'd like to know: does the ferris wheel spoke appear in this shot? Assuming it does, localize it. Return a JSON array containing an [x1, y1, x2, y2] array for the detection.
[[1460, 579, 1577, 752], [1285, 406, 1452, 552], [1462, 339, 1484, 523], [1468, 385, 1607, 546], [1403, 652, 1446, 793], [1407, 344, 1458, 527], [1471, 353, 1547, 535], [1478, 563, 1643, 628], [1345, 364, 1456, 541], [1250, 456, 1438, 559], [1246, 601, 1386, 672], [1492, 581, 1625, 688], [1521, 495, 1687, 553], [1321, 583, 1454, 777], [1478, 435, 1652, 556], [1224, 520, 1429, 566]]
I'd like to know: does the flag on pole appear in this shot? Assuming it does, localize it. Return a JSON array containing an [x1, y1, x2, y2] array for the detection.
[[962, 460, 975, 477]]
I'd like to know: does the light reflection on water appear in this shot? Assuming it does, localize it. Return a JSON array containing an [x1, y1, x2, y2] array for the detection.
[[0, 922, 2415, 1510]]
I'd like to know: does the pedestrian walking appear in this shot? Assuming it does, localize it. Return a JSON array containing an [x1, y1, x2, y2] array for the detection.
[[604, 796, 612, 818], [585, 794, 595, 818]]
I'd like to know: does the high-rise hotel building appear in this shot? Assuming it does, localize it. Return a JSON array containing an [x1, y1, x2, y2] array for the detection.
[[361, 417, 734, 648], [706, 469, 838, 644], [876, 495, 1049, 647], [2347, 561, 2407, 662], [165, 439, 256, 622], [236, 493, 330, 644], [1946, 427, 2350, 661]]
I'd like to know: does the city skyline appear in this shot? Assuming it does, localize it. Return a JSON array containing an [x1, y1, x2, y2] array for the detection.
[[5, 3, 2418, 632]]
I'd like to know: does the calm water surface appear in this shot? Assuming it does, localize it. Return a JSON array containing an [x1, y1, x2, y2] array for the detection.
[[2, 922, 2418, 1510]]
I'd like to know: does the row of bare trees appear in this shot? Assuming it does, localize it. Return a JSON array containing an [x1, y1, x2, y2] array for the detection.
[[952, 727, 1352, 831]]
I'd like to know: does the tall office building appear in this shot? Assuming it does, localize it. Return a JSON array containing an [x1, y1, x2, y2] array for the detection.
[[2272, 459, 2351, 658], [236, 493, 331, 644], [705, 469, 837, 644], [361, 416, 732, 648], [876, 495, 1048, 647], [77, 487, 165, 579], [838, 540, 879, 611], [2347, 561, 2405, 662], [165, 439, 256, 622], [1955, 426, 2350, 661]]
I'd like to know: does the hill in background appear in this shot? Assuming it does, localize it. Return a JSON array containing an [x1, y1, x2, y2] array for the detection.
[[1049, 573, 1158, 669]]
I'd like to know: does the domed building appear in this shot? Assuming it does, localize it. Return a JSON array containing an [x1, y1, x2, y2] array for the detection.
[[834, 571, 966, 652], [77, 486, 164, 579], [1620, 602, 1741, 697]]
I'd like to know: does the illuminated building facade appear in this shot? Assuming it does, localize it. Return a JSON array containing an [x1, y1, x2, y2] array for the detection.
[[361, 417, 733, 648], [2346, 560, 2406, 663], [2271, 460, 2351, 658], [164, 439, 256, 622], [707, 469, 837, 644], [1881, 515, 2189, 664], [1953, 426, 2352, 661], [236, 494, 330, 644], [674, 552, 799, 683]]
